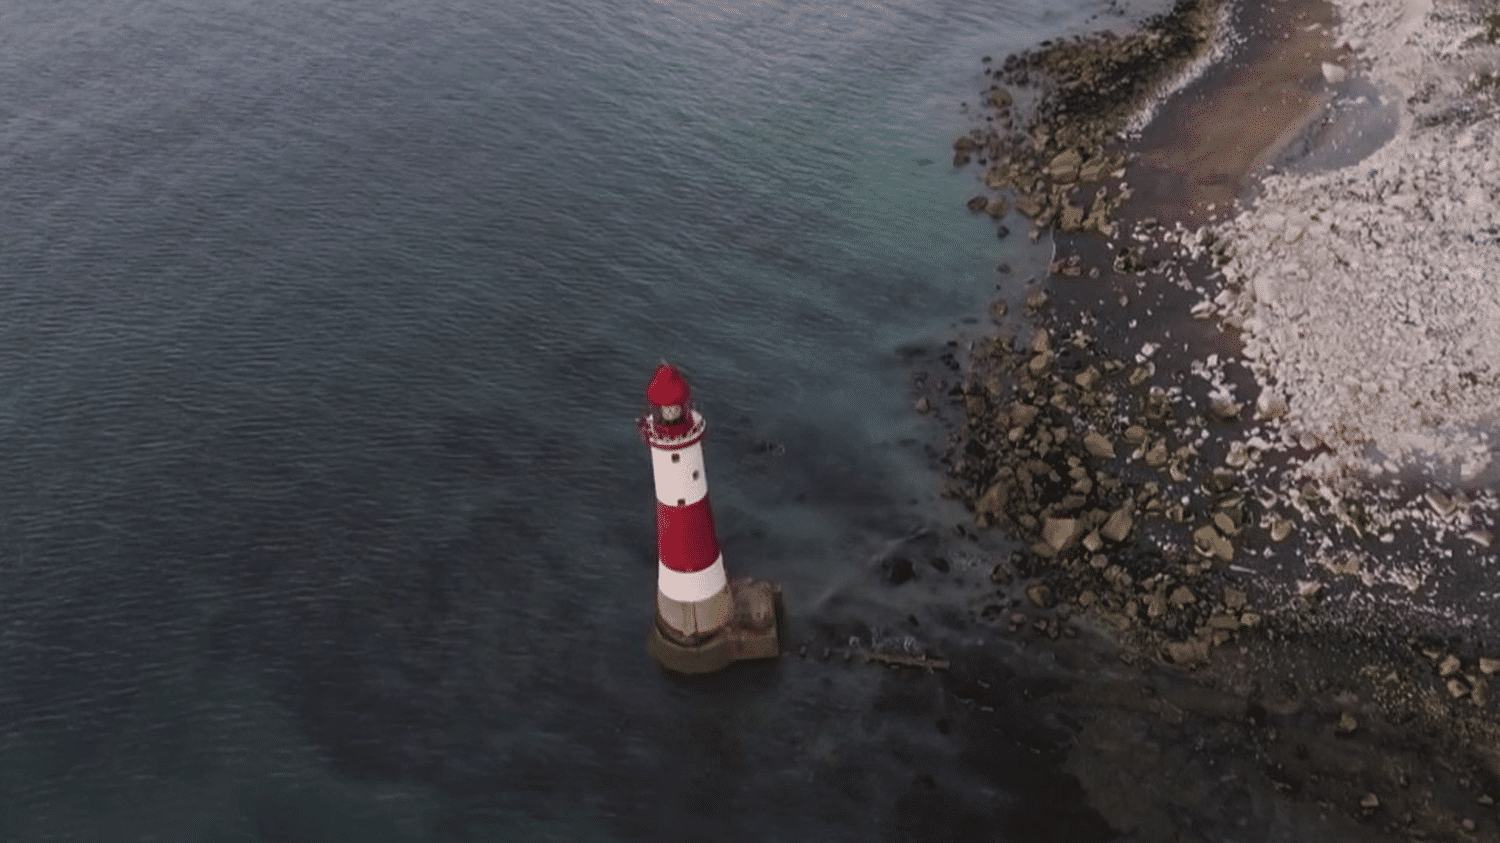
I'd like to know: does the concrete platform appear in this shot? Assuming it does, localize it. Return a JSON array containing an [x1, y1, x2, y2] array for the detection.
[[649, 577, 783, 674]]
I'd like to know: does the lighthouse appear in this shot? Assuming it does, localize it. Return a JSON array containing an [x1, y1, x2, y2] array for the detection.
[[638, 362, 781, 673]]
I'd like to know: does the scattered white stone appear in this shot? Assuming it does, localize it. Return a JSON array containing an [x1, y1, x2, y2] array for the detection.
[[1321, 61, 1347, 84], [1427, 490, 1457, 518]]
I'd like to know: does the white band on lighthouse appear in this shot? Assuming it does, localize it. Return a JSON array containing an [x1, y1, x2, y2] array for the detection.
[[649, 441, 708, 507], [658, 555, 728, 602]]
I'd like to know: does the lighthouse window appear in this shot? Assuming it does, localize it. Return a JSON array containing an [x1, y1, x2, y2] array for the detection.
[[677, 498, 685, 506], [671, 454, 680, 463], [692, 470, 699, 480], [660, 404, 683, 423]]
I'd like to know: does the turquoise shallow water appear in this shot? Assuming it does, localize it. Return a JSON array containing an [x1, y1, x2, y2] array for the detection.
[[0, 0, 1160, 839]]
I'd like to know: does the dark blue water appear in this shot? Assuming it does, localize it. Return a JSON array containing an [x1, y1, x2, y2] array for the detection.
[[0, 0, 1147, 839]]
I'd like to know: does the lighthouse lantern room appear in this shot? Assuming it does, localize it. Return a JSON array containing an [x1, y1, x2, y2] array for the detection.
[[638, 362, 781, 674]]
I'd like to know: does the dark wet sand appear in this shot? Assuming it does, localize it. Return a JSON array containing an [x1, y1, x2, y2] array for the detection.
[[1128, 0, 1349, 225]]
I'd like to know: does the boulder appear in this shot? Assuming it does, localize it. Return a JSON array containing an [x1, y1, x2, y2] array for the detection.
[[974, 480, 1016, 527], [1210, 532, 1234, 563], [1165, 637, 1210, 666], [1042, 516, 1082, 553], [1256, 390, 1289, 419], [1009, 403, 1040, 429], [1145, 589, 1168, 618], [1168, 585, 1196, 609], [1083, 431, 1115, 459], [1208, 399, 1241, 422], [1192, 524, 1220, 555], [1470, 675, 1490, 707], [1426, 489, 1456, 517], [1081, 530, 1104, 553], [1077, 153, 1115, 182], [1100, 508, 1133, 543], [1058, 202, 1086, 232], [1016, 193, 1045, 218], [1207, 613, 1240, 630], [1046, 148, 1083, 182], [882, 556, 916, 585]]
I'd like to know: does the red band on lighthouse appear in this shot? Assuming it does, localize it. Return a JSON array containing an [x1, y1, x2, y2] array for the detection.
[[655, 497, 722, 572]]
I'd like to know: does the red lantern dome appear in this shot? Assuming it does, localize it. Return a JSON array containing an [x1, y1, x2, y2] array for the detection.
[[646, 363, 691, 408]]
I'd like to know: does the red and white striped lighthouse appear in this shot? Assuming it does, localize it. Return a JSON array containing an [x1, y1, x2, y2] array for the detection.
[[638, 362, 781, 673]]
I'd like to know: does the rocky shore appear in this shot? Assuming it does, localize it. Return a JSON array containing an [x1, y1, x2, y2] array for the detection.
[[952, 0, 1223, 242], [898, 0, 1500, 838]]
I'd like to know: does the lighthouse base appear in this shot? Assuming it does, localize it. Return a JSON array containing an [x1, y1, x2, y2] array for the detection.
[[649, 578, 783, 674]]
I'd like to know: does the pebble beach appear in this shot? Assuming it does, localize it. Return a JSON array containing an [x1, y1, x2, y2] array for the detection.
[[917, 0, 1500, 837]]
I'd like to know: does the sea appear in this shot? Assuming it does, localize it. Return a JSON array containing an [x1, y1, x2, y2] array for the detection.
[[0, 0, 1173, 840]]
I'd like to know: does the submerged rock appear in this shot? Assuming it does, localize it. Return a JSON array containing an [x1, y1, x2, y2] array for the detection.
[[1026, 582, 1055, 608]]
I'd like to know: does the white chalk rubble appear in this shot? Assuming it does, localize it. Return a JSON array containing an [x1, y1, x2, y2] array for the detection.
[[1209, 0, 1500, 486]]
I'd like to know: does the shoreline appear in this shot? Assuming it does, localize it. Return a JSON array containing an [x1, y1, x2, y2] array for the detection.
[[912, 0, 1500, 836]]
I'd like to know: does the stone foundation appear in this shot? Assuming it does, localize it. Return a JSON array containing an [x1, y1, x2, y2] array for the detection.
[[649, 578, 783, 674]]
